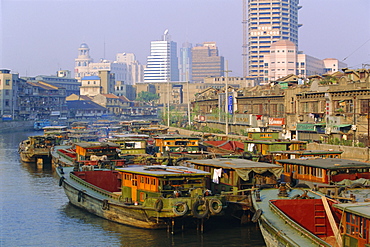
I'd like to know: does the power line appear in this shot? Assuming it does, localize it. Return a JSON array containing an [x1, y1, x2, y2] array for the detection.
[[343, 38, 370, 61]]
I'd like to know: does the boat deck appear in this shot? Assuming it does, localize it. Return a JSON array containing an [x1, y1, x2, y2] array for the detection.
[[253, 188, 332, 247], [59, 166, 120, 201]]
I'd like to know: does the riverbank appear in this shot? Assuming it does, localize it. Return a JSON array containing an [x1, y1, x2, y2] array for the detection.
[[0, 121, 34, 133]]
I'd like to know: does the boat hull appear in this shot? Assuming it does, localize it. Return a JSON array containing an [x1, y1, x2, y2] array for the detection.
[[60, 175, 167, 229]]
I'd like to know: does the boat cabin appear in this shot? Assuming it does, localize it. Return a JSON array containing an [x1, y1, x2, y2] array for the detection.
[[333, 203, 370, 247], [277, 158, 370, 187], [138, 125, 168, 136], [108, 136, 148, 155], [247, 132, 280, 140], [271, 150, 343, 163], [43, 126, 69, 140], [70, 121, 89, 130], [116, 166, 210, 203], [74, 142, 123, 167], [154, 135, 201, 154], [244, 139, 307, 156], [184, 158, 283, 194]]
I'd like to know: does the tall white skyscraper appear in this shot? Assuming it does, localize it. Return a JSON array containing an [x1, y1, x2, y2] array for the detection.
[[246, 0, 301, 78], [144, 30, 179, 82]]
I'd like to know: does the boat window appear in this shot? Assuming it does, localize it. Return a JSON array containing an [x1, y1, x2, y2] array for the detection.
[[317, 169, 323, 178], [175, 141, 188, 146]]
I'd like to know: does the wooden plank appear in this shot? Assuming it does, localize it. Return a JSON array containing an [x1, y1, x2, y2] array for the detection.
[[321, 196, 342, 247]]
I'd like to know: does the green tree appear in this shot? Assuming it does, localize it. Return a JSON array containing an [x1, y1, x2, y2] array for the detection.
[[136, 91, 159, 103]]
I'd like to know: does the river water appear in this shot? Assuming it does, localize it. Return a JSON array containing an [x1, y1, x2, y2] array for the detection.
[[0, 130, 265, 247]]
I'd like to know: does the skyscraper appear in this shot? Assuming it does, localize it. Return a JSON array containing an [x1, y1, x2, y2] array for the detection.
[[245, 0, 301, 78], [179, 42, 192, 82], [144, 30, 179, 83], [191, 42, 224, 83]]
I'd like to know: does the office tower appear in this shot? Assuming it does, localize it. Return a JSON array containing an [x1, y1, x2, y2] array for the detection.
[[244, 0, 301, 78], [144, 30, 179, 82], [116, 53, 144, 84], [179, 42, 192, 82], [191, 42, 224, 83]]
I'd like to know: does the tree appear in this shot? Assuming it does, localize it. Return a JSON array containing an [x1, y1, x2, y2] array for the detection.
[[136, 91, 159, 103]]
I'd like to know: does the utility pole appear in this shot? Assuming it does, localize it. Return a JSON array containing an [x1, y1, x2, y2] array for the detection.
[[186, 71, 191, 127], [224, 61, 232, 136], [167, 77, 170, 127]]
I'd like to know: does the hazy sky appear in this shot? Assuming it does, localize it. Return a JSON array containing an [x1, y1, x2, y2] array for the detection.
[[1, 0, 369, 78]]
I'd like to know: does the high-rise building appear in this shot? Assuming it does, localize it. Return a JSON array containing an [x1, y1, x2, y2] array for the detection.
[[245, 0, 301, 78], [116, 53, 144, 84], [144, 30, 179, 83], [179, 42, 192, 82], [191, 42, 224, 83]]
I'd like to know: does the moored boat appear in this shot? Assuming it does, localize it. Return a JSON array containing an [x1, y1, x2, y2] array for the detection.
[[18, 135, 57, 163], [276, 158, 370, 188], [51, 141, 125, 168], [333, 198, 370, 246], [252, 185, 340, 247], [56, 164, 227, 230]]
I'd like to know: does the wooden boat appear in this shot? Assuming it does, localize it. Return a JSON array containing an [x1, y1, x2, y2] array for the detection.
[[271, 150, 343, 163], [56, 164, 227, 230], [252, 186, 340, 247], [183, 158, 283, 222], [276, 158, 370, 188], [51, 141, 125, 168], [244, 139, 307, 162], [333, 202, 370, 247], [33, 119, 51, 130], [108, 134, 149, 155], [18, 135, 57, 163]]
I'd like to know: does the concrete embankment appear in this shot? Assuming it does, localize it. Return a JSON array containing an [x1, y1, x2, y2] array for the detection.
[[0, 121, 34, 133]]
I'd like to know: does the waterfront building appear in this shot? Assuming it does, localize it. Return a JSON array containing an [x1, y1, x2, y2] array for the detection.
[[191, 42, 224, 83], [246, 0, 301, 78], [204, 76, 259, 88], [22, 70, 80, 96], [192, 68, 370, 144], [179, 42, 192, 82], [0, 69, 20, 120], [144, 30, 179, 83]]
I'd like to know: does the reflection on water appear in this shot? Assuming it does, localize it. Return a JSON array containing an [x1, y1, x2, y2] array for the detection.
[[1, 130, 265, 247]]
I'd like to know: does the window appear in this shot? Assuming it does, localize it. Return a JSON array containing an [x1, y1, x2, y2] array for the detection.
[[5, 79, 10, 85]]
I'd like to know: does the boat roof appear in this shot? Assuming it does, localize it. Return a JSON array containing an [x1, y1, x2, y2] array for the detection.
[[276, 158, 370, 170], [187, 158, 282, 170], [244, 140, 307, 144], [111, 134, 149, 138], [154, 134, 200, 140], [334, 203, 370, 218], [116, 165, 210, 177], [75, 142, 120, 148], [270, 150, 343, 155], [43, 126, 68, 130]]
